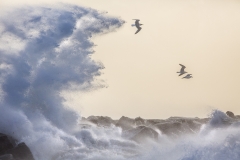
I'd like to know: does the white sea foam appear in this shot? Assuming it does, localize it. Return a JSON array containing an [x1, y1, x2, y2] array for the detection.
[[0, 4, 240, 160]]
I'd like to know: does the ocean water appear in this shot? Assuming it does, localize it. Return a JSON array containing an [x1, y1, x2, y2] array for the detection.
[[0, 4, 240, 160]]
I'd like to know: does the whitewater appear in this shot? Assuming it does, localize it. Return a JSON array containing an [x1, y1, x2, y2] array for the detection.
[[0, 4, 240, 160]]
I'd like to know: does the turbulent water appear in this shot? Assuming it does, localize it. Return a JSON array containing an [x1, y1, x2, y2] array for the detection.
[[0, 4, 240, 160]]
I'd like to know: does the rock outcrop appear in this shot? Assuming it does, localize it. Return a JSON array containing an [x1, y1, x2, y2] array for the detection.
[[0, 154, 13, 160], [80, 111, 239, 143], [131, 126, 158, 143], [0, 133, 14, 154], [153, 118, 204, 138], [86, 116, 116, 127], [0, 133, 34, 160], [116, 116, 136, 130], [226, 111, 235, 118]]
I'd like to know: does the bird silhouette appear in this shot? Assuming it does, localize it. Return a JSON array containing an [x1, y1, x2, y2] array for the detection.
[[132, 19, 143, 34], [177, 64, 187, 76], [182, 74, 193, 79]]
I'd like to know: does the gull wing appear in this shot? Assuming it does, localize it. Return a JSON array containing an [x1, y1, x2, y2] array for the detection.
[[135, 27, 142, 34], [179, 64, 186, 72], [178, 72, 186, 76], [183, 74, 193, 78], [179, 64, 186, 68]]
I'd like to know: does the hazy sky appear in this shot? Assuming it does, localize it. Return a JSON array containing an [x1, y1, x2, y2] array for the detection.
[[2, 0, 240, 119]]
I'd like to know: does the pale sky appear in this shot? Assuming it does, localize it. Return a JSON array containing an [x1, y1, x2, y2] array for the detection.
[[1, 0, 240, 119]]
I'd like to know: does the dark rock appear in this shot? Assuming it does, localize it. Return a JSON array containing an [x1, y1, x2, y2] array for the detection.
[[116, 116, 135, 130], [86, 116, 98, 124], [123, 125, 158, 143], [0, 133, 34, 160], [5, 143, 34, 160], [226, 111, 235, 118], [134, 117, 145, 126], [0, 154, 13, 160], [196, 118, 210, 124], [145, 119, 166, 126], [155, 121, 183, 137], [154, 117, 204, 138], [0, 134, 14, 154], [235, 115, 240, 120], [131, 126, 158, 143], [81, 117, 87, 120], [87, 116, 115, 127]]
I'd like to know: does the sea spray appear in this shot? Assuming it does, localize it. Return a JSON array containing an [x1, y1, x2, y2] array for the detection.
[[0, 4, 127, 160], [134, 110, 240, 160]]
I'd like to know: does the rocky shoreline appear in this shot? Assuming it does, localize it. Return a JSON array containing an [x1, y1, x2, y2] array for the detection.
[[0, 111, 238, 159], [0, 133, 34, 160], [81, 111, 239, 143]]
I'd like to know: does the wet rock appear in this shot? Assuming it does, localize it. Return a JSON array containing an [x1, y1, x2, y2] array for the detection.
[[235, 115, 240, 120], [134, 117, 145, 126], [123, 126, 158, 143], [154, 118, 204, 137], [0, 133, 34, 160], [116, 116, 135, 130], [87, 116, 115, 127], [131, 126, 158, 143], [146, 119, 166, 126], [226, 111, 235, 118], [154, 121, 183, 137], [0, 134, 14, 154], [5, 142, 34, 160], [0, 154, 13, 160]]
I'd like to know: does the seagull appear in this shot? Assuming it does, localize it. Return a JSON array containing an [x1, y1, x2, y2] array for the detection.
[[182, 74, 193, 79], [177, 64, 187, 76], [132, 19, 143, 34]]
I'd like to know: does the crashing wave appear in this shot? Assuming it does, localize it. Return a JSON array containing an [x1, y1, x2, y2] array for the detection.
[[0, 4, 240, 160]]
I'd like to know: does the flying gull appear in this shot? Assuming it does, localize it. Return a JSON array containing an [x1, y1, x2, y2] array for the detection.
[[132, 19, 143, 34], [182, 74, 193, 79], [177, 64, 187, 76]]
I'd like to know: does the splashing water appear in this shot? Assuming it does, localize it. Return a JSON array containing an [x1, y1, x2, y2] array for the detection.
[[0, 4, 240, 160], [0, 4, 131, 160], [135, 110, 240, 160]]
